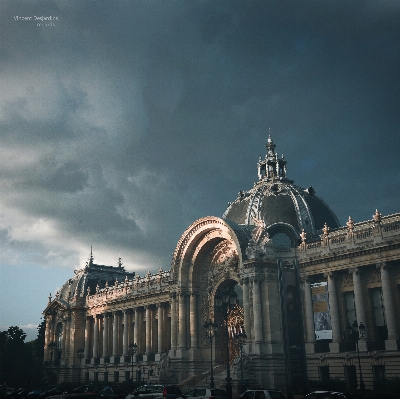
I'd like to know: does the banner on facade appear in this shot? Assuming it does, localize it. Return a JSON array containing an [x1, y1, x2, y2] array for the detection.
[[311, 282, 332, 340]]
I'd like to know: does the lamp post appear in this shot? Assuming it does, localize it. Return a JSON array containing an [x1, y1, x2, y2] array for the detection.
[[234, 331, 247, 393], [215, 288, 237, 399], [128, 342, 137, 385], [203, 319, 218, 388], [77, 348, 84, 385], [352, 321, 366, 393]]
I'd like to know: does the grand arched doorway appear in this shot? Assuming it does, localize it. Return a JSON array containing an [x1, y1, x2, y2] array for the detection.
[[213, 280, 245, 367]]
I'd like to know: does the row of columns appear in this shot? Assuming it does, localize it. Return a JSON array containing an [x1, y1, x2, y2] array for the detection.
[[302, 262, 399, 351], [84, 302, 170, 359], [241, 276, 279, 345]]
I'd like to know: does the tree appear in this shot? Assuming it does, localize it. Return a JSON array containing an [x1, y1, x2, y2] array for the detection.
[[0, 326, 37, 386]]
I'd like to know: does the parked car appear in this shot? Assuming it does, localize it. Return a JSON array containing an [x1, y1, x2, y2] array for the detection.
[[39, 387, 67, 399], [302, 392, 363, 399], [182, 388, 227, 399], [127, 385, 183, 399], [48, 394, 100, 399], [99, 386, 129, 399], [240, 389, 286, 399], [70, 386, 102, 395], [28, 386, 61, 399]]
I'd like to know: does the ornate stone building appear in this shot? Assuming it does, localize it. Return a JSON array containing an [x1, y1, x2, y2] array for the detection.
[[43, 136, 400, 396]]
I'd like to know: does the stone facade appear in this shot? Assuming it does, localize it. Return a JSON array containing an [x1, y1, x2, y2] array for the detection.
[[43, 137, 400, 396]]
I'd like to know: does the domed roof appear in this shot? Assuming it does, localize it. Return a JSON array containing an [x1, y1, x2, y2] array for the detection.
[[223, 136, 340, 237], [56, 251, 135, 302]]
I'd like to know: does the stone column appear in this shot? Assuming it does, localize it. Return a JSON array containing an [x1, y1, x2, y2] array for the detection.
[[93, 316, 99, 358], [157, 304, 164, 353], [178, 292, 187, 349], [61, 320, 67, 358], [242, 278, 251, 342], [123, 310, 129, 355], [112, 312, 119, 356], [170, 293, 177, 350], [325, 272, 341, 352], [145, 305, 152, 354], [190, 293, 198, 349], [350, 268, 368, 342], [134, 309, 140, 351], [378, 263, 399, 349], [84, 316, 91, 359], [103, 314, 109, 358], [261, 277, 271, 343], [253, 277, 263, 343], [65, 316, 71, 359], [302, 276, 316, 354]]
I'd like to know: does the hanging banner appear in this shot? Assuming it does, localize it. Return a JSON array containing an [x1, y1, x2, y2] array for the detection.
[[311, 282, 332, 340]]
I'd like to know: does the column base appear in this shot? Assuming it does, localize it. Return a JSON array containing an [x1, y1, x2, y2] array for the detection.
[[358, 339, 368, 352], [143, 354, 155, 362], [385, 339, 398, 351], [305, 342, 315, 354], [329, 342, 340, 353]]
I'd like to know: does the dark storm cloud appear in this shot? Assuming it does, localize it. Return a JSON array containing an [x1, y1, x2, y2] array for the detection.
[[1, 0, 400, 278]]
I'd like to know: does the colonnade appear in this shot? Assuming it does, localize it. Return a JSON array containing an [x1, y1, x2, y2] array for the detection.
[[302, 262, 399, 352], [84, 302, 171, 361]]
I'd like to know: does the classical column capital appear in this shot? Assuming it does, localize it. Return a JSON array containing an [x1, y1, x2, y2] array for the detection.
[[240, 277, 249, 285], [323, 270, 334, 279], [300, 275, 310, 284], [376, 262, 388, 271], [169, 292, 177, 299], [348, 267, 361, 275]]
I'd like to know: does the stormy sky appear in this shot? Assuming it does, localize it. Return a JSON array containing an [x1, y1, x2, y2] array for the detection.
[[1, 0, 400, 340]]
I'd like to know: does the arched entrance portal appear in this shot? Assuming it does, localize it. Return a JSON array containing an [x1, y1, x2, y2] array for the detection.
[[213, 280, 245, 363]]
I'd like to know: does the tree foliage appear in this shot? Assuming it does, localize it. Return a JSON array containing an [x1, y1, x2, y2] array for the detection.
[[0, 323, 45, 386]]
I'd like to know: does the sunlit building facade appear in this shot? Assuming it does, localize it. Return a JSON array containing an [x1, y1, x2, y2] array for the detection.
[[44, 137, 400, 395]]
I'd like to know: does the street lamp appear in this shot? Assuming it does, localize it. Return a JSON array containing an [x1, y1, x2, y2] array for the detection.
[[128, 342, 137, 384], [215, 288, 237, 399], [352, 321, 366, 393], [234, 331, 247, 393], [203, 319, 218, 388], [77, 348, 84, 385]]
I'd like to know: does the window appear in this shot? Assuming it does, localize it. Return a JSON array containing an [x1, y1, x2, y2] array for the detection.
[[371, 288, 388, 341], [104, 372, 108, 382], [344, 365, 357, 389], [114, 370, 119, 382], [319, 366, 330, 382], [84, 372, 89, 383], [125, 371, 130, 382], [344, 292, 357, 326], [94, 372, 98, 382]]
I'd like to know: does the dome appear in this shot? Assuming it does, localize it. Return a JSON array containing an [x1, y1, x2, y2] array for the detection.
[[56, 252, 135, 302], [223, 136, 340, 240]]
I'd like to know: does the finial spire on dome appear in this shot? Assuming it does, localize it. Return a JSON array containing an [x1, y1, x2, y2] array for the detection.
[[257, 133, 288, 181], [88, 246, 94, 266]]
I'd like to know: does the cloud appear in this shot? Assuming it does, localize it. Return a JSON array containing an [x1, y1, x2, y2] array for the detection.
[[1, 0, 400, 332]]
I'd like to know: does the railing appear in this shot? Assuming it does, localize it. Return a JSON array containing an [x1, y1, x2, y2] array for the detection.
[[300, 213, 400, 253]]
